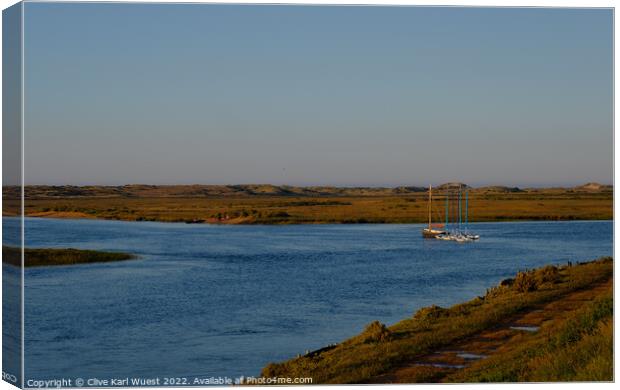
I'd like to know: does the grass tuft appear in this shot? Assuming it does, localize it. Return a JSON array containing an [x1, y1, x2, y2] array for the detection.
[[361, 321, 392, 343]]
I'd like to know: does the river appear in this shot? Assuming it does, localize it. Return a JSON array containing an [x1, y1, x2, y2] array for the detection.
[[2, 217, 612, 382]]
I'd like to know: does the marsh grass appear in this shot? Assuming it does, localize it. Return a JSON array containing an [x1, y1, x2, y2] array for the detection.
[[3, 188, 612, 224], [2, 246, 136, 267], [260, 257, 613, 383], [448, 293, 613, 382]]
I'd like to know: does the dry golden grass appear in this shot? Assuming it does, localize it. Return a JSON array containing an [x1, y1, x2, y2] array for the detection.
[[2, 187, 612, 224], [260, 258, 613, 383]]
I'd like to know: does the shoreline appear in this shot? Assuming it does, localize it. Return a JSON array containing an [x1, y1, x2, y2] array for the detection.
[[2, 213, 614, 226], [260, 257, 613, 383]]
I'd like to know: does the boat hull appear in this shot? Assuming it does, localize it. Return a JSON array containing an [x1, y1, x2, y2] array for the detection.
[[422, 228, 445, 238]]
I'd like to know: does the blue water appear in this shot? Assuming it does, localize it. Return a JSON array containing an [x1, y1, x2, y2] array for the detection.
[[2, 218, 613, 382]]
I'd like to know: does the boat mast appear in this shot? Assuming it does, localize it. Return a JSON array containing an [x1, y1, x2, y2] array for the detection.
[[465, 190, 468, 232], [445, 190, 449, 232], [428, 185, 433, 229], [458, 186, 462, 233]]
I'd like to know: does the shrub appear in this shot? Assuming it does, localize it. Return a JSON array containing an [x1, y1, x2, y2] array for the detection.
[[361, 321, 392, 343], [414, 305, 449, 322], [536, 265, 560, 284], [514, 271, 539, 292], [261, 362, 282, 377]]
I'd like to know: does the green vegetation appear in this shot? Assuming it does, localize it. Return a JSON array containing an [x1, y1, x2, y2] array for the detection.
[[261, 257, 613, 383], [447, 294, 613, 382], [2, 246, 136, 267], [2, 183, 612, 224]]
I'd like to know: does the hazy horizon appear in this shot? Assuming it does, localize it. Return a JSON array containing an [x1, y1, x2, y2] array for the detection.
[[8, 180, 612, 189], [11, 4, 614, 187]]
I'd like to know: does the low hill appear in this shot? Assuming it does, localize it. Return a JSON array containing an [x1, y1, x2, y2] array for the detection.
[[4, 184, 428, 199], [573, 183, 612, 192], [476, 186, 523, 193], [436, 183, 470, 190], [2, 182, 611, 200]]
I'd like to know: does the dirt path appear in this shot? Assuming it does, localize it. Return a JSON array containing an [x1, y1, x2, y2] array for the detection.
[[369, 277, 612, 383]]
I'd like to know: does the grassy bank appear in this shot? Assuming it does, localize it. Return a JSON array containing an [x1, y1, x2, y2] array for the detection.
[[261, 257, 613, 383], [2, 246, 136, 267], [2, 184, 612, 224]]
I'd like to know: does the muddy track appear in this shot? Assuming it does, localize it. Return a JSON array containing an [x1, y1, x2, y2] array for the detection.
[[368, 276, 613, 383]]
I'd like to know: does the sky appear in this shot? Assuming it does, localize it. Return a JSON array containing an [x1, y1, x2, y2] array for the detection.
[[16, 3, 613, 187]]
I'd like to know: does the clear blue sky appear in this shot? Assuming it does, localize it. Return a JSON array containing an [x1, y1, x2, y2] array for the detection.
[[21, 3, 612, 187]]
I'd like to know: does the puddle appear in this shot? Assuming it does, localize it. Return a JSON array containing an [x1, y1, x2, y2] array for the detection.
[[456, 352, 487, 360], [439, 351, 488, 360], [414, 363, 466, 369], [509, 326, 539, 332]]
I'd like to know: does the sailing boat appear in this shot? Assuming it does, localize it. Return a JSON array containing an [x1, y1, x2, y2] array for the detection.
[[435, 185, 479, 242], [422, 185, 446, 238], [462, 189, 479, 240]]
